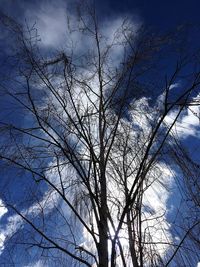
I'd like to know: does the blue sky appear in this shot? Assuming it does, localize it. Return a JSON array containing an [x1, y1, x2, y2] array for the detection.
[[0, 0, 200, 266], [1, 0, 200, 29], [96, 0, 200, 28]]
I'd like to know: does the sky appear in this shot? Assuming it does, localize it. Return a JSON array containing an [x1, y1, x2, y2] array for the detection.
[[1, 0, 200, 29], [0, 0, 200, 266], [96, 0, 200, 28]]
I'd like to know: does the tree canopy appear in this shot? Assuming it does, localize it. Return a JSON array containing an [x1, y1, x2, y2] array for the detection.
[[0, 5, 200, 267]]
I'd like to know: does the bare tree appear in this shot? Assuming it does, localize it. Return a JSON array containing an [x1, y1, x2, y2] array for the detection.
[[0, 5, 200, 267]]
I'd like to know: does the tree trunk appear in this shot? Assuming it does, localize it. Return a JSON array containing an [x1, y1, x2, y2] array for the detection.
[[98, 170, 108, 267], [98, 214, 109, 267], [127, 210, 139, 267]]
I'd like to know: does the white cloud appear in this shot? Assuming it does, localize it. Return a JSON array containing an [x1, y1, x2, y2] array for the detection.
[[142, 163, 174, 255], [169, 82, 180, 91], [0, 187, 60, 255], [26, 260, 46, 267], [0, 199, 7, 219], [25, 2, 68, 49], [100, 17, 139, 67], [165, 100, 200, 139], [0, 233, 6, 255], [0, 199, 7, 255]]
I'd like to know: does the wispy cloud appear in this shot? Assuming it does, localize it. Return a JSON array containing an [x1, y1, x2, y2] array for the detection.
[[0, 199, 7, 254], [142, 163, 174, 255], [165, 95, 200, 139], [27, 260, 46, 267], [0, 186, 60, 256], [0, 200, 7, 219], [25, 2, 68, 49]]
